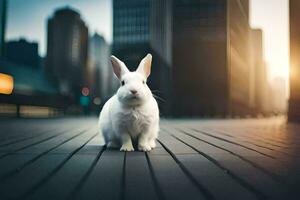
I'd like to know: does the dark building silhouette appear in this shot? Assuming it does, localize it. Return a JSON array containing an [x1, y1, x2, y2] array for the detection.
[[46, 7, 88, 100], [0, 0, 7, 58], [112, 0, 172, 115], [289, 0, 300, 121], [113, 0, 252, 117], [88, 33, 115, 101], [172, 0, 251, 117], [250, 29, 268, 114], [5, 39, 40, 68]]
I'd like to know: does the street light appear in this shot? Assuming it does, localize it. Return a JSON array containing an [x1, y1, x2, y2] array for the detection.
[[0, 73, 14, 95]]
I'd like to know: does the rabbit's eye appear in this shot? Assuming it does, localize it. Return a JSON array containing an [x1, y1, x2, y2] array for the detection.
[[121, 80, 125, 86], [142, 80, 146, 84]]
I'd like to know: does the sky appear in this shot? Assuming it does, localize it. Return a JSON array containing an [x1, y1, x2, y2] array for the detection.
[[6, 0, 289, 84], [250, 0, 289, 84], [6, 0, 112, 56]]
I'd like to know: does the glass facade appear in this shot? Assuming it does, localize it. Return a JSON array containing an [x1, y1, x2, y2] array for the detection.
[[112, 0, 172, 115], [46, 8, 88, 97], [172, 0, 228, 116], [172, 0, 251, 116], [113, 0, 150, 46]]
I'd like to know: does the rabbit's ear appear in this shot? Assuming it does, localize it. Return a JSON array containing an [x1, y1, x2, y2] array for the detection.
[[111, 55, 129, 79], [137, 54, 152, 78]]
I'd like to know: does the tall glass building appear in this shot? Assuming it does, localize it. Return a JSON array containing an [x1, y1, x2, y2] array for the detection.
[[113, 0, 253, 117], [172, 0, 252, 117], [112, 0, 172, 115], [88, 33, 116, 101], [46, 8, 88, 100], [113, 0, 150, 48], [250, 29, 268, 114]]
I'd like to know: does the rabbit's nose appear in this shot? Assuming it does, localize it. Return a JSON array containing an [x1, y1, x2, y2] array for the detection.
[[130, 90, 137, 95]]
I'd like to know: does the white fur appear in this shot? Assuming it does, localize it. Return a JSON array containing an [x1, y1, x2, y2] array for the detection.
[[98, 54, 159, 151]]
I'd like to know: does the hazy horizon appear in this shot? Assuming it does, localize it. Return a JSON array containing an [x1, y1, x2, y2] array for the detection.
[[250, 0, 289, 89]]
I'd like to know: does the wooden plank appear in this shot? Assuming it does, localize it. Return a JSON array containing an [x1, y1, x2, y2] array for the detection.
[[0, 128, 72, 154], [158, 129, 262, 200], [163, 127, 292, 199], [0, 128, 89, 178], [72, 150, 125, 200], [0, 117, 299, 200], [0, 127, 55, 147], [206, 128, 296, 156], [0, 119, 95, 156], [124, 152, 159, 200], [155, 132, 198, 154], [174, 128, 286, 177], [26, 150, 102, 200], [190, 128, 281, 159], [176, 154, 257, 200], [147, 154, 207, 200], [147, 129, 213, 200], [0, 154, 71, 199], [177, 126, 299, 185], [0, 130, 98, 200], [0, 119, 64, 142]]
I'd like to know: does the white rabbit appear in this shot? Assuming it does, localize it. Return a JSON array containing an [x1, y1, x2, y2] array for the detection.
[[98, 54, 159, 151]]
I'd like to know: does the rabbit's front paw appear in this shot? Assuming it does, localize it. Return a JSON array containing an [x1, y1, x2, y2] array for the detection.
[[120, 144, 134, 151], [138, 143, 152, 152], [149, 140, 156, 149]]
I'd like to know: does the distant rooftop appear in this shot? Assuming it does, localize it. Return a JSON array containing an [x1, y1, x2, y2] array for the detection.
[[53, 6, 81, 19]]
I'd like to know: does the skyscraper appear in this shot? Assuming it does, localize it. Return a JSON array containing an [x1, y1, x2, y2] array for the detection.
[[88, 33, 116, 101], [250, 29, 268, 114], [113, 0, 251, 117], [112, 0, 172, 114], [5, 38, 40, 68], [172, 0, 251, 117], [46, 7, 88, 100], [0, 0, 7, 58], [289, 0, 300, 121]]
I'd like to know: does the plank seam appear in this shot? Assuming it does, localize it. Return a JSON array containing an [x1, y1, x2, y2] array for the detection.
[[0, 127, 58, 148], [211, 128, 289, 148], [0, 127, 80, 160], [66, 145, 107, 200], [0, 129, 89, 181], [175, 129, 287, 185], [166, 133, 267, 200], [120, 151, 127, 200], [145, 152, 166, 200], [208, 128, 292, 155], [211, 128, 296, 153], [157, 139, 215, 200], [191, 128, 276, 159], [16, 132, 99, 200]]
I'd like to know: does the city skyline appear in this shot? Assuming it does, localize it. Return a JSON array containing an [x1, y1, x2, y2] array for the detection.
[[5, 0, 289, 91], [0, 0, 289, 117], [6, 0, 112, 56]]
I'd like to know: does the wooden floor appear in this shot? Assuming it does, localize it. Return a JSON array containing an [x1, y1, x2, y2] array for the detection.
[[0, 117, 299, 200]]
